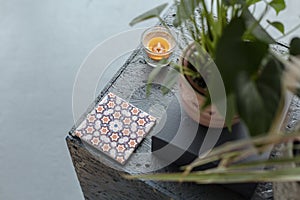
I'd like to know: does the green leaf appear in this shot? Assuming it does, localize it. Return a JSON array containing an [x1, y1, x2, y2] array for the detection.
[[173, 0, 200, 27], [269, 0, 286, 15], [215, 17, 269, 94], [290, 37, 300, 56], [223, 0, 245, 6], [129, 3, 168, 26], [242, 9, 276, 44], [146, 62, 166, 95], [186, 131, 300, 171], [173, 15, 180, 27], [161, 68, 179, 94], [229, 156, 300, 170], [267, 20, 285, 34], [180, 0, 199, 19], [219, 17, 246, 41], [225, 93, 237, 131], [201, 95, 211, 111], [235, 58, 283, 136], [126, 167, 300, 184]]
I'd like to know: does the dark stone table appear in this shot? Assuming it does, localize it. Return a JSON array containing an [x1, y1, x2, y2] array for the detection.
[[65, 45, 246, 199], [66, 6, 300, 200]]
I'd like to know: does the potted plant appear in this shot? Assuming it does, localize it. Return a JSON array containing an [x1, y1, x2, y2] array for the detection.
[[126, 0, 300, 195], [130, 0, 300, 136]]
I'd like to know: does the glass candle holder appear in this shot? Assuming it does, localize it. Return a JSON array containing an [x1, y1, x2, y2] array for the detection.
[[141, 26, 177, 67]]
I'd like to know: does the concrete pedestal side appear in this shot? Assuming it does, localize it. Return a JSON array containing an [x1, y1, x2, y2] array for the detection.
[[273, 96, 300, 200]]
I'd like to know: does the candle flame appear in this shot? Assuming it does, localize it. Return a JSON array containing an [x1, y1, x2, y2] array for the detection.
[[153, 42, 165, 53], [146, 37, 171, 61]]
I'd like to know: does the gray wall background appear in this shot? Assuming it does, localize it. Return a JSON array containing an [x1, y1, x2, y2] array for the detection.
[[0, 1, 170, 199], [0, 0, 299, 199]]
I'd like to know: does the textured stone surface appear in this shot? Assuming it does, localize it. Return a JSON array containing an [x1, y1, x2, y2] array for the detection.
[[67, 135, 245, 200], [272, 96, 300, 200], [66, 6, 245, 199], [66, 48, 245, 199], [272, 142, 300, 200], [273, 182, 300, 200], [65, 43, 243, 200], [252, 96, 300, 200]]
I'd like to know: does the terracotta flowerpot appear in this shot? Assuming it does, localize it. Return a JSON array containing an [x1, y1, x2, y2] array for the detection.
[[178, 44, 239, 128]]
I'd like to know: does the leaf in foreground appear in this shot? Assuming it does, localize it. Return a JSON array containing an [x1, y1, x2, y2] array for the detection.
[[267, 20, 285, 34], [269, 0, 286, 15], [129, 3, 168, 26], [125, 168, 300, 184]]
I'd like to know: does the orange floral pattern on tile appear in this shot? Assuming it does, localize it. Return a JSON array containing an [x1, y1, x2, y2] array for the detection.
[[74, 92, 156, 165]]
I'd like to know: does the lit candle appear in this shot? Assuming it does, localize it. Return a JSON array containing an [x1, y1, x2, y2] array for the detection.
[[146, 37, 171, 61], [141, 26, 176, 67]]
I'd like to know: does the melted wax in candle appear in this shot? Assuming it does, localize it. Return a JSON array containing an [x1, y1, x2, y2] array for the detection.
[[147, 37, 171, 61]]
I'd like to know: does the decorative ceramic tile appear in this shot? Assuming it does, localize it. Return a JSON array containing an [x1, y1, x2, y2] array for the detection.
[[74, 92, 156, 165]]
